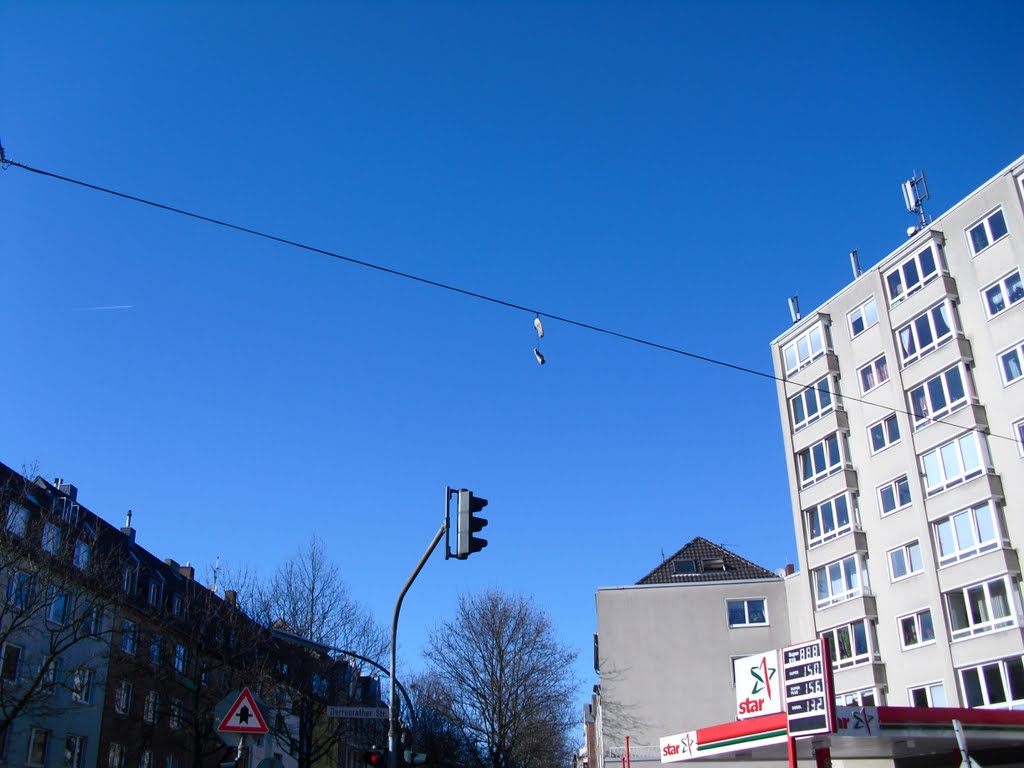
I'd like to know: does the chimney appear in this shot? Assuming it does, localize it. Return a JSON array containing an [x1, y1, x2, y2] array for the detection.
[[179, 563, 195, 580], [164, 558, 180, 570], [121, 509, 136, 545], [54, 478, 79, 501], [225, 589, 238, 607], [785, 563, 795, 576]]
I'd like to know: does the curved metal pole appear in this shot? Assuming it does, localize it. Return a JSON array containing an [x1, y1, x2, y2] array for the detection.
[[331, 647, 417, 748], [390, 513, 446, 768]]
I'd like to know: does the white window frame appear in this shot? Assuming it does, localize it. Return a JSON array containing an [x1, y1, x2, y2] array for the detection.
[[170, 698, 184, 729], [65, 734, 87, 768], [896, 300, 956, 367], [41, 522, 61, 554], [174, 643, 188, 674], [797, 433, 847, 488], [967, 208, 1009, 256], [836, 688, 883, 706], [820, 618, 874, 669], [868, 413, 901, 454], [887, 540, 923, 582], [1015, 418, 1024, 458], [805, 492, 857, 548], [115, 681, 133, 715], [997, 340, 1024, 386], [909, 363, 970, 430], [726, 598, 768, 627], [108, 742, 126, 768], [121, 620, 137, 655], [921, 432, 988, 497], [813, 554, 868, 608], [878, 475, 912, 517], [46, 588, 67, 625], [148, 577, 163, 608], [946, 576, 1019, 640], [848, 297, 878, 338], [783, 322, 828, 376], [858, 354, 889, 394], [150, 634, 163, 665], [790, 375, 838, 432], [959, 655, 1024, 708], [934, 501, 1001, 566], [71, 668, 93, 704], [141, 751, 154, 768], [898, 608, 935, 650], [27, 728, 50, 767], [7, 570, 30, 610], [885, 244, 941, 307], [981, 269, 1024, 319], [908, 682, 947, 707], [144, 690, 159, 724], [1, 642, 23, 682], [73, 539, 90, 569], [6, 502, 29, 538]]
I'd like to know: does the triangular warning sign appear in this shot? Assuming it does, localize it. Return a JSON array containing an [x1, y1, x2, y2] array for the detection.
[[217, 687, 269, 734]]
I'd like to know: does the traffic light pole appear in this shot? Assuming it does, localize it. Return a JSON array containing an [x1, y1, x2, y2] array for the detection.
[[388, 492, 448, 768]]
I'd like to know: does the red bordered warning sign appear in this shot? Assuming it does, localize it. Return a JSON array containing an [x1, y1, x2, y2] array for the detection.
[[217, 687, 269, 734]]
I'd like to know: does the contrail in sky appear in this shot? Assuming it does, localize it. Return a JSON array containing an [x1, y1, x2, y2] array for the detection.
[[74, 305, 134, 311]]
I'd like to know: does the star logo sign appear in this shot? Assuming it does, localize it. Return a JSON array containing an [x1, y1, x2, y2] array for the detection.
[[749, 656, 777, 698]]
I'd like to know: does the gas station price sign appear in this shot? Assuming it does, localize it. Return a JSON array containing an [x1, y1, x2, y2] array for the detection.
[[781, 639, 835, 736]]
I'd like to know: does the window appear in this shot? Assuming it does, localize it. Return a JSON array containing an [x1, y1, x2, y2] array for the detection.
[[998, 340, 1024, 385], [813, 555, 867, 608], [170, 698, 183, 729], [27, 728, 50, 767], [888, 541, 923, 581], [1016, 419, 1024, 457], [40, 656, 59, 694], [115, 681, 133, 714], [859, 354, 889, 393], [73, 539, 90, 569], [946, 576, 1018, 640], [982, 270, 1024, 318], [848, 297, 878, 338], [909, 364, 970, 429], [144, 690, 159, 723], [897, 301, 955, 366], [141, 751, 154, 768], [782, 323, 828, 375], [899, 609, 935, 649], [148, 579, 163, 608], [71, 668, 92, 703], [672, 559, 696, 575], [868, 413, 901, 453], [121, 620, 137, 655], [797, 433, 846, 488], [820, 619, 873, 669], [174, 643, 188, 674], [166, 755, 180, 768], [805, 492, 856, 547], [5, 502, 29, 537], [121, 562, 138, 595], [960, 655, 1024, 708], [836, 688, 882, 706], [46, 588, 67, 624], [1, 643, 22, 682], [727, 598, 767, 626], [921, 432, 987, 496], [935, 501, 1000, 566], [967, 208, 1008, 255], [878, 475, 912, 516], [171, 593, 182, 617], [909, 682, 947, 707], [150, 635, 163, 665], [702, 557, 726, 572], [81, 607, 100, 636], [41, 522, 61, 554], [790, 376, 837, 431], [65, 734, 87, 768], [885, 244, 940, 306], [7, 571, 30, 610], [108, 742, 126, 768]]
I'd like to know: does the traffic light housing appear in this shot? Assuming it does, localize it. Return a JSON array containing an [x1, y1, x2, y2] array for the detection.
[[362, 749, 385, 766], [456, 488, 488, 559]]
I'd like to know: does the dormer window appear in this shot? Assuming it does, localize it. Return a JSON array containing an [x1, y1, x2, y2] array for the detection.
[[148, 579, 163, 608], [6, 503, 29, 538], [702, 557, 727, 572], [122, 561, 139, 595]]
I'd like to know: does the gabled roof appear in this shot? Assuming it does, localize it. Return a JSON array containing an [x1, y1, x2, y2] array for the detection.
[[636, 536, 779, 585]]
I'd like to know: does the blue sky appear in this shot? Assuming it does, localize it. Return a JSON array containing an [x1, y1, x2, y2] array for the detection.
[[3, 0, 1023, 720]]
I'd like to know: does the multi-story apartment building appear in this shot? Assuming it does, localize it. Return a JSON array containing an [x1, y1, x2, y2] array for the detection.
[[771, 155, 1024, 712]]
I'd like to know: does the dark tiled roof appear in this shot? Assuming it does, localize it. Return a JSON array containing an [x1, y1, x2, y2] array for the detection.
[[636, 536, 780, 585]]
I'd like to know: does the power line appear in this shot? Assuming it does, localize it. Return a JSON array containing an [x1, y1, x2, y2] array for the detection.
[[3, 156, 1019, 446]]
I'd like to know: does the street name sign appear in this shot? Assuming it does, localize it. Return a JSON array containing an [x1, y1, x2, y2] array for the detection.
[[217, 687, 269, 734], [781, 639, 835, 736], [326, 705, 389, 719]]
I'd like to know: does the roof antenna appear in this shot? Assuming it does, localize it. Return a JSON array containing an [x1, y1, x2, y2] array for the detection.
[[125, 509, 133, 528], [210, 556, 220, 594], [902, 170, 930, 235], [850, 250, 862, 279], [788, 295, 801, 324]]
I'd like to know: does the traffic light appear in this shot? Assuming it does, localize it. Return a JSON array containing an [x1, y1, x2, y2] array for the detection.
[[362, 749, 386, 766], [456, 488, 488, 559]]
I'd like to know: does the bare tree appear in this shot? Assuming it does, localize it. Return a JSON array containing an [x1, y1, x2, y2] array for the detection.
[[407, 671, 476, 768], [423, 590, 580, 768], [0, 466, 116, 742]]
